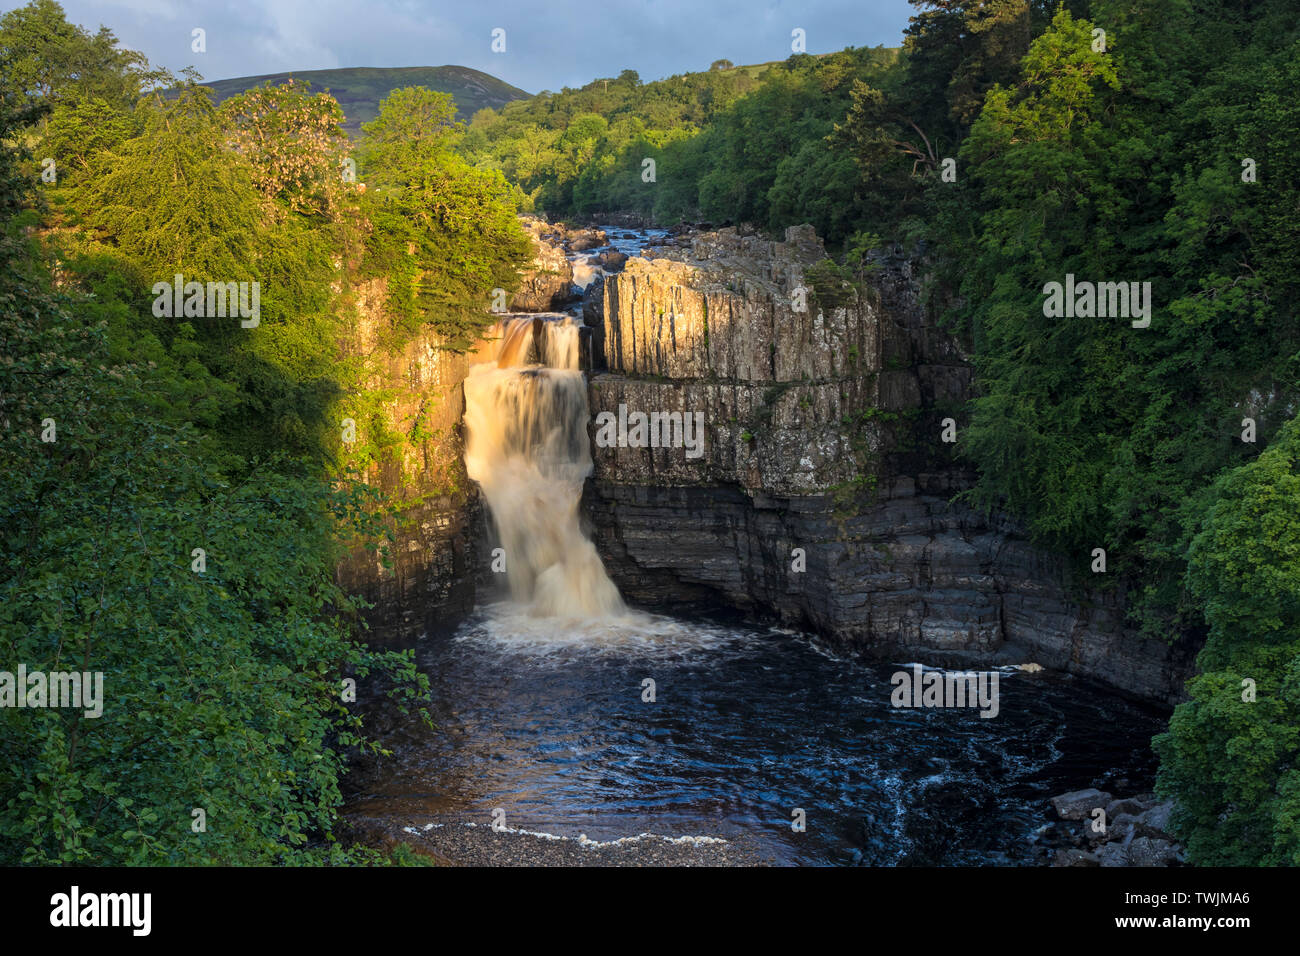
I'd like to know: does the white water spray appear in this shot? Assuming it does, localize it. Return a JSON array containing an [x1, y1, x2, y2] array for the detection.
[[463, 315, 625, 618]]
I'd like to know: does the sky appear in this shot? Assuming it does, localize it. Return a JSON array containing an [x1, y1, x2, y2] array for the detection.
[[7, 0, 918, 93]]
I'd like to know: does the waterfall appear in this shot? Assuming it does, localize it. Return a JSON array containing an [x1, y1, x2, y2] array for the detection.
[[463, 315, 625, 618]]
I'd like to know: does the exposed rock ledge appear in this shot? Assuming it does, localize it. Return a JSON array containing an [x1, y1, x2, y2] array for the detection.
[[509, 217, 577, 311], [585, 225, 1200, 705]]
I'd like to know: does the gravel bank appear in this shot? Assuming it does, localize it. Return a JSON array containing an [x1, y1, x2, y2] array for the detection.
[[347, 815, 769, 866]]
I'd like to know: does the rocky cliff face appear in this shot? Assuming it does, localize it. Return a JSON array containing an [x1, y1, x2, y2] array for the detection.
[[333, 276, 482, 646], [595, 225, 883, 491], [329, 217, 617, 646], [586, 226, 1199, 704]]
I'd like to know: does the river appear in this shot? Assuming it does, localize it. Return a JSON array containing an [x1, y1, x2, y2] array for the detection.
[[345, 602, 1164, 865]]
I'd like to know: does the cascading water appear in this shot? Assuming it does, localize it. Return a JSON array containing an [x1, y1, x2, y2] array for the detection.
[[463, 315, 625, 618]]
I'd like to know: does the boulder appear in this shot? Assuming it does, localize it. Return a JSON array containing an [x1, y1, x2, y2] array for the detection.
[[511, 221, 575, 311], [1054, 848, 1101, 867], [1105, 797, 1151, 819], [1126, 836, 1180, 867], [568, 229, 608, 252], [1084, 811, 1143, 848], [1098, 842, 1131, 867], [1052, 789, 1113, 821], [1103, 812, 1141, 843], [1134, 801, 1175, 838]]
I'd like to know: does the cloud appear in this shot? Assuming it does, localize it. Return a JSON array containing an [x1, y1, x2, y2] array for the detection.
[[6, 0, 913, 92]]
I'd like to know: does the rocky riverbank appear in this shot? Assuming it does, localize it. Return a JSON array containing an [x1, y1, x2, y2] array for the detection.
[[1047, 788, 1184, 867]]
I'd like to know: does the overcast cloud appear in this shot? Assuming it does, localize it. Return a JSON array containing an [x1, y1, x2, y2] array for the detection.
[[4, 0, 915, 93]]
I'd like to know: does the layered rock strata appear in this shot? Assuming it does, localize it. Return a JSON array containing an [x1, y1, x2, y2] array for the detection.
[[585, 226, 1198, 704]]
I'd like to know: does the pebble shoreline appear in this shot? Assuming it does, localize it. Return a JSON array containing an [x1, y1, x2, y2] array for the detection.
[[347, 816, 769, 866]]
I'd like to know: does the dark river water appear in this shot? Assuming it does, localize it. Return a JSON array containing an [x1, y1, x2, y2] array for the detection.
[[346, 603, 1166, 866]]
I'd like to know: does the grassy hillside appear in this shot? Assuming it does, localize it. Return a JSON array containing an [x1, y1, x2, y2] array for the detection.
[[206, 65, 531, 136]]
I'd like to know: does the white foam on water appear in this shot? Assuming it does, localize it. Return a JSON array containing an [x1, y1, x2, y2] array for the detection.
[[572, 254, 603, 289], [452, 601, 757, 661], [406, 821, 727, 848]]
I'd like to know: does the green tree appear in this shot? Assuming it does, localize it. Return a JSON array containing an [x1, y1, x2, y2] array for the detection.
[[1155, 417, 1300, 865], [220, 78, 351, 219], [64, 83, 339, 460], [359, 86, 530, 347], [0, 0, 147, 105]]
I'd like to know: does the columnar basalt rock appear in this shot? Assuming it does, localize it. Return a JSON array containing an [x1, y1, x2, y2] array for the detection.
[[597, 225, 883, 494], [586, 226, 1199, 704], [605, 225, 878, 384]]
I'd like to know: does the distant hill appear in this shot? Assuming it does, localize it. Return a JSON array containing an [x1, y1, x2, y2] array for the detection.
[[204, 66, 532, 137]]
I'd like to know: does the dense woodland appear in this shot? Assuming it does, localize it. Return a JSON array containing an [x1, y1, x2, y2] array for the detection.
[[0, 0, 529, 863], [1, 0, 1297, 866], [459, 47, 899, 243]]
